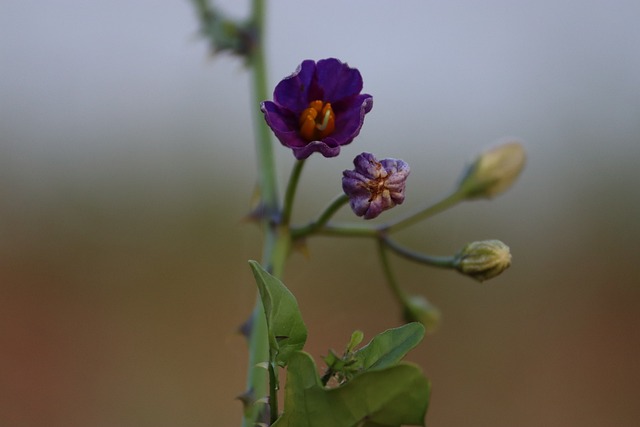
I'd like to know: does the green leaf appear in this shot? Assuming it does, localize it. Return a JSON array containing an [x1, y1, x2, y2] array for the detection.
[[355, 322, 425, 372], [273, 351, 430, 427], [249, 260, 307, 367], [347, 330, 364, 353]]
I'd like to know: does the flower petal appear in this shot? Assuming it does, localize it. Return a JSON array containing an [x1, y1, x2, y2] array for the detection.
[[261, 101, 308, 149], [330, 94, 373, 145], [291, 140, 342, 160], [273, 60, 316, 113], [314, 58, 364, 102]]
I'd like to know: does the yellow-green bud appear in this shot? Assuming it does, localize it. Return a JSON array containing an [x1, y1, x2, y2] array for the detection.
[[454, 240, 512, 282], [403, 295, 441, 334], [457, 140, 526, 199]]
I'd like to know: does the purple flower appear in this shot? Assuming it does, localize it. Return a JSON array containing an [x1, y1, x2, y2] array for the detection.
[[342, 153, 410, 219], [261, 58, 373, 160]]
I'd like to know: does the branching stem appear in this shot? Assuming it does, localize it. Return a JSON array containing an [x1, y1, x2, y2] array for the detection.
[[383, 190, 465, 233], [292, 194, 349, 239]]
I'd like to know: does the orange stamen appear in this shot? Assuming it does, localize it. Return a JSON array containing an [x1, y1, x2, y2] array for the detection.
[[298, 100, 335, 141]]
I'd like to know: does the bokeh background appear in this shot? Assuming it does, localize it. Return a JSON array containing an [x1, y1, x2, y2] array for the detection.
[[2, 1, 639, 426]]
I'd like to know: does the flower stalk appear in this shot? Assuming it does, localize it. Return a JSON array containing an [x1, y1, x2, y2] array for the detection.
[[281, 159, 306, 226], [377, 238, 410, 310], [291, 194, 350, 239], [382, 236, 457, 269], [384, 190, 465, 234]]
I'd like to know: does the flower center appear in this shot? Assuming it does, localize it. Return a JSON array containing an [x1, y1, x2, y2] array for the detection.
[[367, 164, 389, 201], [299, 100, 335, 141]]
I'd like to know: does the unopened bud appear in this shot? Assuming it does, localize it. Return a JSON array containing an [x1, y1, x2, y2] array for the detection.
[[457, 141, 525, 199], [454, 240, 512, 282], [403, 295, 441, 333], [342, 152, 410, 219]]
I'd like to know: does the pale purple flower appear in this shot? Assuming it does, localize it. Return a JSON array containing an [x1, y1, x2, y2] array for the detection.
[[342, 153, 410, 219]]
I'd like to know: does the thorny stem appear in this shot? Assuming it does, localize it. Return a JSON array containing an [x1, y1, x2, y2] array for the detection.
[[243, 0, 289, 426], [249, 0, 279, 217], [267, 361, 279, 425]]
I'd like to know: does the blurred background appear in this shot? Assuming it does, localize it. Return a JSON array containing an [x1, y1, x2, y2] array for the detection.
[[1, 1, 639, 426]]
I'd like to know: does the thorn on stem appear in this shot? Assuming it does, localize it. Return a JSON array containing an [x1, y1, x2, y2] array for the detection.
[[238, 312, 254, 339], [236, 387, 255, 409]]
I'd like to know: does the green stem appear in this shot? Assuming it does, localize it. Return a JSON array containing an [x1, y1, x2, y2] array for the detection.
[[192, 1, 284, 425], [377, 238, 409, 307], [249, 0, 279, 218], [268, 362, 279, 425], [192, 0, 208, 19], [384, 190, 465, 234], [243, 1, 289, 426], [381, 236, 457, 269], [317, 223, 379, 238], [294, 190, 465, 240], [281, 160, 306, 226], [243, 224, 290, 427], [243, 302, 268, 426], [320, 368, 335, 387], [292, 194, 349, 239]]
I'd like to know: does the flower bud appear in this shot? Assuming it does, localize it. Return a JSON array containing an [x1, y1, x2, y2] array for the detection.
[[403, 295, 441, 333], [454, 240, 511, 282], [342, 152, 410, 219], [457, 141, 525, 199]]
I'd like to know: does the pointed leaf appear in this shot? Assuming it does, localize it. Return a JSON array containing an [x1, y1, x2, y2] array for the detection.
[[249, 260, 307, 367], [355, 322, 425, 372], [273, 351, 430, 427]]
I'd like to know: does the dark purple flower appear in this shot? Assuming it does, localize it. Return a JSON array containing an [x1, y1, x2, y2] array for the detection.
[[342, 153, 410, 219], [261, 58, 373, 160]]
